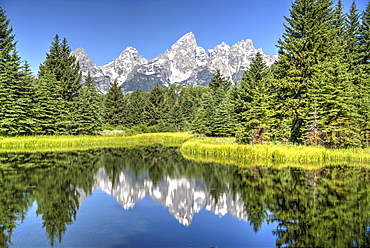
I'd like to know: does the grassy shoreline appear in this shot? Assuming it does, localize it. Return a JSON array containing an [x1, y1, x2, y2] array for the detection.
[[0, 133, 190, 153], [180, 137, 370, 165], [0, 133, 369, 166], [181, 148, 370, 169]]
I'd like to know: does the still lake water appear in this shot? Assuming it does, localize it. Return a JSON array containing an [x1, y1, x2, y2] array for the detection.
[[1, 145, 370, 247]]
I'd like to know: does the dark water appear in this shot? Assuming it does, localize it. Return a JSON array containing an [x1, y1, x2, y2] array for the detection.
[[1, 145, 370, 247]]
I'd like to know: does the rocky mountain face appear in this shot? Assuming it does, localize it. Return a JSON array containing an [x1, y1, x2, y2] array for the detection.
[[72, 32, 277, 93], [84, 168, 248, 226]]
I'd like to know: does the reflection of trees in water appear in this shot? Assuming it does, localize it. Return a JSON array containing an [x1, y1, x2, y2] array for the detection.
[[233, 165, 370, 247], [0, 150, 102, 247], [0, 170, 33, 247], [1, 146, 370, 247]]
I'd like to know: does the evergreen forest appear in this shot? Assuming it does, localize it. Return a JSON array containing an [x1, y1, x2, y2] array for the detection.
[[1, 0, 370, 148]]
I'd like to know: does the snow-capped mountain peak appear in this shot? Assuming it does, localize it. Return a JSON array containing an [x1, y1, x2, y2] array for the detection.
[[73, 32, 277, 93], [179, 31, 195, 40], [101, 46, 147, 85]]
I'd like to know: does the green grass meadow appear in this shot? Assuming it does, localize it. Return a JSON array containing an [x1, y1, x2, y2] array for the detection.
[[0, 133, 190, 153], [0, 133, 369, 168], [180, 137, 370, 167]]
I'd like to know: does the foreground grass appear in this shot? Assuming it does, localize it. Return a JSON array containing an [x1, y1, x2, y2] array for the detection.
[[180, 137, 370, 166], [0, 133, 191, 153], [1, 134, 370, 167]]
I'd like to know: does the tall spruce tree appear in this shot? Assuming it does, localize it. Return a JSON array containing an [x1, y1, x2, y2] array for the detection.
[[192, 71, 234, 136], [73, 71, 102, 135], [302, 0, 363, 147], [39, 35, 82, 102], [122, 89, 148, 128], [192, 92, 214, 136], [212, 93, 235, 137], [17, 62, 36, 134], [308, 57, 361, 147], [236, 52, 272, 143], [359, 2, 370, 68], [0, 7, 34, 136], [274, 0, 337, 143], [358, 1, 370, 145], [165, 84, 184, 131], [146, 84, 166, 127], [345, 1, 362, 70], [103, 79, 124, 127], [208, 69, 231, 94], [179, 86, 208, 130], [33, 72, 63, 134], [334, 0, 345, 37], [38, 35, 83, 134]]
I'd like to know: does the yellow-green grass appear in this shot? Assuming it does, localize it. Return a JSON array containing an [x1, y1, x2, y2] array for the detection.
[[180, 137, 370, 165], [1, 133, 370, 167], [181, 150, 370, 170], [0, 133, 191, 153]]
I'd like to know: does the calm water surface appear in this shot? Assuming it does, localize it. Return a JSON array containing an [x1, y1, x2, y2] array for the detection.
[[1, 145, 370, 247]]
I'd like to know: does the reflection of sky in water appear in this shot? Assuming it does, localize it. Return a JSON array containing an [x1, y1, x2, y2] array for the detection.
[[11, 189, 277, 247]]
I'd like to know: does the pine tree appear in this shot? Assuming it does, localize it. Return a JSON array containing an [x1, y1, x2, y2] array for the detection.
[[192, 93, 213, 136], [236, 52, 272, 143], [164, 84, 184, 131], [208, 69, 231, 94], [334, 0, 345, 37], [73, 71, 102, 135], [192, 71, 234, 137], [0, 7, 35, 136], [33, 72, 63, 134], [274, 0, 337, 143], [167, 102, 183, 131], [38, 35, 83, 134], [17, 61, 36, 134], [121, 93, 131, 128], [179, 86, 208, 130], [103, 79, 124, 127], [299, 0, 360, 147], [357, 2, 370, 145], [359, 2, 370, 68], [309, 58, 361, 147], [213, 94, 235, 137], [344, 1, 362, 70], [146, 84, 166, 127], [178, 86, 193, 130], [39, 35, 82, 102], [122, 89, 148, 128]]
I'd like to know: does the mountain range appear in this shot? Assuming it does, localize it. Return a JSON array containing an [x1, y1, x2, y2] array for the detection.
[[72, 32, 278, 93]]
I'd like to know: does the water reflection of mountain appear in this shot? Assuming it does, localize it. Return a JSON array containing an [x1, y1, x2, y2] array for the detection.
[[93, 168, 248, 226]]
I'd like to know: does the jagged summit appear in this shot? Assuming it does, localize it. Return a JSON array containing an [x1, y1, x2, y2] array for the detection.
[[124, 46, 139, 52], [74, 47, 87, 54], [177, 31, 196, 42], [120, 46, 144, 58], [73, 32, 278, 93]]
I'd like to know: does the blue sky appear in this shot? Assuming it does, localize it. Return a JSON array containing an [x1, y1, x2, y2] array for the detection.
[[2, 0, 368, 74]]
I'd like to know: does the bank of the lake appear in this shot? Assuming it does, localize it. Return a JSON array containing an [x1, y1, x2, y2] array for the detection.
[[0, 133, 370, 166], [180, 137, 370, 166], [0, 133, 190, 153]]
